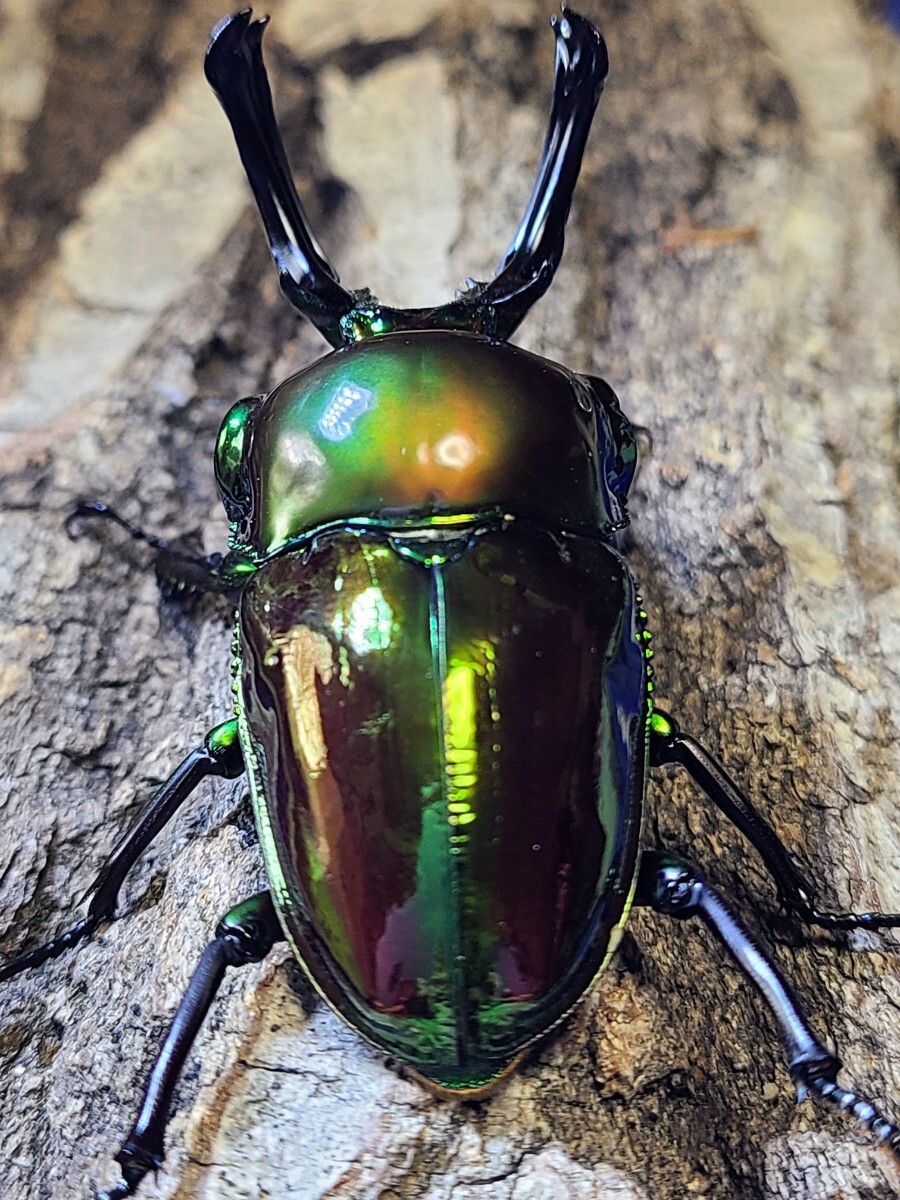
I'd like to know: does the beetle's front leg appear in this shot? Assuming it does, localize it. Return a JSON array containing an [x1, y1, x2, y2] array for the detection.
[[0, 721, 244, 983], [636, 850, 900, 1152], [67, 500, 253, 600], [97, 891, 284, 1200], [649, 708, 900, 931]]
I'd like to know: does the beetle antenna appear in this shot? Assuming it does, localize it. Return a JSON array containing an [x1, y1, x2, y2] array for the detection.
[[205, 10, 357, 348], [449, 9, 609, 339]]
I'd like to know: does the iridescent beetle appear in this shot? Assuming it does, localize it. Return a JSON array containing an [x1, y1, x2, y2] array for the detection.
[[2, 10, 900, 1197]]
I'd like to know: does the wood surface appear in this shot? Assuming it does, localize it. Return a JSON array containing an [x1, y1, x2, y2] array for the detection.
[[1, 1, 900, 1197]]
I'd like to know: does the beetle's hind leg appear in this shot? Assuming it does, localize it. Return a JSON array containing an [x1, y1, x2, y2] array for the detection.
[[636, 849, 900, 1154], [0, 721, 244, 983], [67, 500, 251, 599], [97, 891, 283, 1200], [649, 708, 900, 932]]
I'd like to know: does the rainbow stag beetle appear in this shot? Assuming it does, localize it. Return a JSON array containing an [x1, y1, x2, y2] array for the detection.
[[3, 8, 900, 1197]]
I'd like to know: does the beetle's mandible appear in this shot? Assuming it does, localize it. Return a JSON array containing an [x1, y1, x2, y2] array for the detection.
[[2, 9, 900, 1198]]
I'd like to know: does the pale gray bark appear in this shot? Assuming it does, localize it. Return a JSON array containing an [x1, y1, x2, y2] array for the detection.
[[2, 2, 900, 1198]]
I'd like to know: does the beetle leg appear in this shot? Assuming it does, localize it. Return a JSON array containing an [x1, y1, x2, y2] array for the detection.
[[0, 721, 243, 983], [66, 500, 254, 599], [649, 708, 900, 932], [636, 850, 900, 1154], [97, 891, 283, 1200]]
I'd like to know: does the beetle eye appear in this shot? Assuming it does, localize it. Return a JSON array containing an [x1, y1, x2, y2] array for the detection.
[[610, 429, 637, 498], [215, 396, 258, 525], [588, 376, 637, 499]]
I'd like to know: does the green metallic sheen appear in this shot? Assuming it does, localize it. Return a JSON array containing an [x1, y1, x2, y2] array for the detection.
[[204, 718, 240, 757], [340, 307, 394, 341], [218, 894, 272, 935], [217, 331, 616, 558], [650, 710, 673, 739], [215, 397, 255, 524], [237, 518, 646, 1089]]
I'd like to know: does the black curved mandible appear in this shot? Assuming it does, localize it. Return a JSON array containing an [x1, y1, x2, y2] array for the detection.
[[206, 8, 607, 345], [205, 10, 356, 348], [455, 9, 609, 339]]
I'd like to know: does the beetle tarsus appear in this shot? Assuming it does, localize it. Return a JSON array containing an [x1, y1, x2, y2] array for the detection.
[[99, 1141, 163, 1200], [0, 914, 100, 983], [789, 899, 900, 932], [96, 1170, 142, 1200], [637, 850, 900, 1154], [792, 1066, 900, 1159]]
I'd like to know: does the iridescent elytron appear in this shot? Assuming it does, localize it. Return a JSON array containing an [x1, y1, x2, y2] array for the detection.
[[4, 10, 900, 1198]]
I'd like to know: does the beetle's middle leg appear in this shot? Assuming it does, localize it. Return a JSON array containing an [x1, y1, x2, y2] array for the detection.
[[0, 721, 244, 983], [649, 708, 900, 932], [635, 849, 900, 1152], [66, 500, 251, 599], [97, 891, 283, 1200]]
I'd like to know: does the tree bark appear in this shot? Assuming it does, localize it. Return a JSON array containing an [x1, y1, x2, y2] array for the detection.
[[2, 1, 900, 1198]]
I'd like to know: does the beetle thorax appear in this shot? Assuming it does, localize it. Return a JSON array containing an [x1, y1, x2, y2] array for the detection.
[[219, 330, 617, 558]]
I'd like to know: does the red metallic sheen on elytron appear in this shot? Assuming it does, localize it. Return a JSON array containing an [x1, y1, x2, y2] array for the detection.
[[238, 518, 646, 1089]]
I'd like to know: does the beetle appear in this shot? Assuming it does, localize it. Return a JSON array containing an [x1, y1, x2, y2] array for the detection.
[[2, 8, 900, 1197]]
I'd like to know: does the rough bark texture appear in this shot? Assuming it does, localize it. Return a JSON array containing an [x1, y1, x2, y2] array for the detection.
[[2, 1, 900, 1198]]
